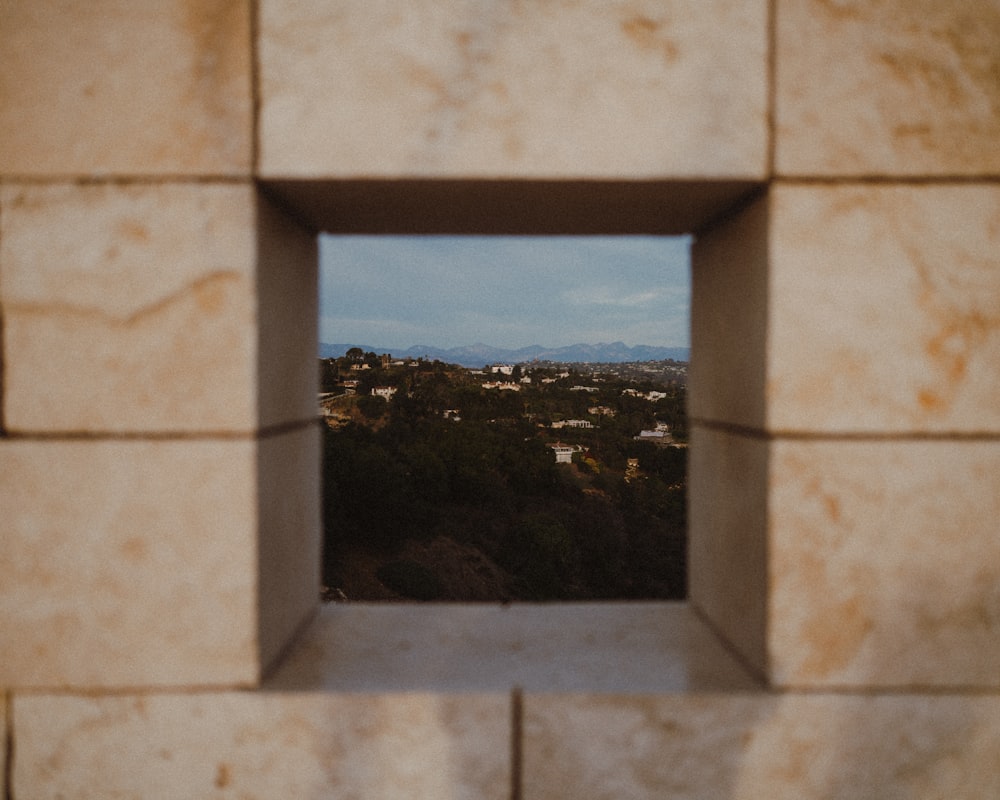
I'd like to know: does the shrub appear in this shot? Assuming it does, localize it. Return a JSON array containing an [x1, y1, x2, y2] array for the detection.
[[376, 560, 445, 601]]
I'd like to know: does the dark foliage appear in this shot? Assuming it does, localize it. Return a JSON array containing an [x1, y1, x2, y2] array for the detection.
[[321, 358, 688, 601], [376, 560, 445, 600]]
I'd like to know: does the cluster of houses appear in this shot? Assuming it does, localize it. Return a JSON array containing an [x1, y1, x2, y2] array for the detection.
[[321, 359, 685, 461], [481, 381, 522, 391], [550, 419, 594, 429], [622, 388, 669, 401]]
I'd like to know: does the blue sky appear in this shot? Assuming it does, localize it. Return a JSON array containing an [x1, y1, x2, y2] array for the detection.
[[318, 236, 691, 349]]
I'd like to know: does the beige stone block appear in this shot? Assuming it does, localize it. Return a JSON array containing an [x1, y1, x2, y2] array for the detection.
[[14, 691, 510, 799], [776, 0, 1000, 176], [258, 0, 768, 179], [258, 425, 321, 675], [689, 193, 769, 429], [769, 439, 1000, 688], [266, 603, 759, 693], [0, 1, 252, 177], [524, 693, 1000, 799], [255, 189, 320, 430], [688, 426, 769, 677], [0, 696, 5, 781], [0, 183, 317, 433], [767, 184, 1000, 434], [0, 434, 316, 689]]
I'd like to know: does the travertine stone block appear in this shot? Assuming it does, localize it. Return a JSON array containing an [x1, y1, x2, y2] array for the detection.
[[255, 190, 320, 429], [776, 0, 1000, 176], [691, 185, 1000, 434], [692, 432, 1000, 688], [14, 692, 510, 800], [0, 438, 257, 687], [523, 693, 1000, 799], [258, 425, 320, 674], [688, 426, 769, 677], [769, 439, 1000, 688], [0, 183, 317, 434], [258, 0, 768, 178], [689, 193, 769, 430], [0, 1, 252, 177], [767, 183, 1000, 434], [266, 603, 760, 693]]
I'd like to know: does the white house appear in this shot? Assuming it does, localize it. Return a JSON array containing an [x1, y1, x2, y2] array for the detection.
[[549, 444, 579, 464]]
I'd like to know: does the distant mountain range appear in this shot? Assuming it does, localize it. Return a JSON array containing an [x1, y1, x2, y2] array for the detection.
[[320, 341, 690, 368]]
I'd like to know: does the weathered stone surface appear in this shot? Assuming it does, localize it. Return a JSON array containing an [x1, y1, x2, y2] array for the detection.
[[254, 190, 320, 430], [0, 1, 252, 176], [0, 427, 319, 689], [266, 603, 760, 693], [692, 433, 1000, 689], [0, 438, 260, 688], [769, 439, 1000, 688], [257, 425, 321, 675], [0, 183, 256, 432], [687, 426, 769, 678], [777, 0, 1000, 176], [689, 193, 769, 430], [767, 184, 1000, 434], [259, 0, 768, 178], [0, 696, 5, 782], [0, 183, 317, 434], [14, 692, 510, 800], [524, 693, 1000, 799]]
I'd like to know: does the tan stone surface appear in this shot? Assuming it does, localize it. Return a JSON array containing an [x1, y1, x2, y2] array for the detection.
[[0, 696, 5, 781], [0, 1, 252, 177], [776, 0, 1000, 176], [688, 426, 769, 677], [257, 425, 320, 674], [0, 183, 318, 433], [14, 692, 510, 799], [266, 603, 760, 693], [0, 182, 256, 432], [689, 193, 769, 429], [767, 184, 1000, 434], [524, 693, 1000, 799], [258, 0, 768, 178], [254, 192, 319, 429], [0, 438, 259, 688], [769, 439, 1000, 688]]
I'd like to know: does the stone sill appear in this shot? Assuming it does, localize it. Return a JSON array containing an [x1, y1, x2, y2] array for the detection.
[[265, 602, 763, 693]]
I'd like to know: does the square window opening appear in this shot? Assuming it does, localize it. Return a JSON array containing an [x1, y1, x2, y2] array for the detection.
[[316, 234, 691, 603]]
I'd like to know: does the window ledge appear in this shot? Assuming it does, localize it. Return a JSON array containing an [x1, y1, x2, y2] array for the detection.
[[264, 602, 762, 693]]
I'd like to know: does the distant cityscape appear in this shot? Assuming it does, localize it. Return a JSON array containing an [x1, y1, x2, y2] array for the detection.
[[319, 345, 688, 603], [319, 341, 690, 369]]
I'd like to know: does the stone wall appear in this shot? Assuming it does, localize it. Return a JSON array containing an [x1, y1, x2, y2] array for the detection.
[[2, 1, 998, 796]]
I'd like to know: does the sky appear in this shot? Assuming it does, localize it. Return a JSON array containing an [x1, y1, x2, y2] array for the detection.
[[318, 235, 691, 350]]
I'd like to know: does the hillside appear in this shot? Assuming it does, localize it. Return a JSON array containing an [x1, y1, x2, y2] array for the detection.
[[320, 355, 688, 602]]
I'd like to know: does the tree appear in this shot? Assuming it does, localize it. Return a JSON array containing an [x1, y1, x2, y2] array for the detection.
[[357, 394, 386, 419], [318, 359, 340, 392]]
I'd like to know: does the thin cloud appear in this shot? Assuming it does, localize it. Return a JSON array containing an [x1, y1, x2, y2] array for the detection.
[[561, 286, 664, 308], [319, 236, 691, 348]]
